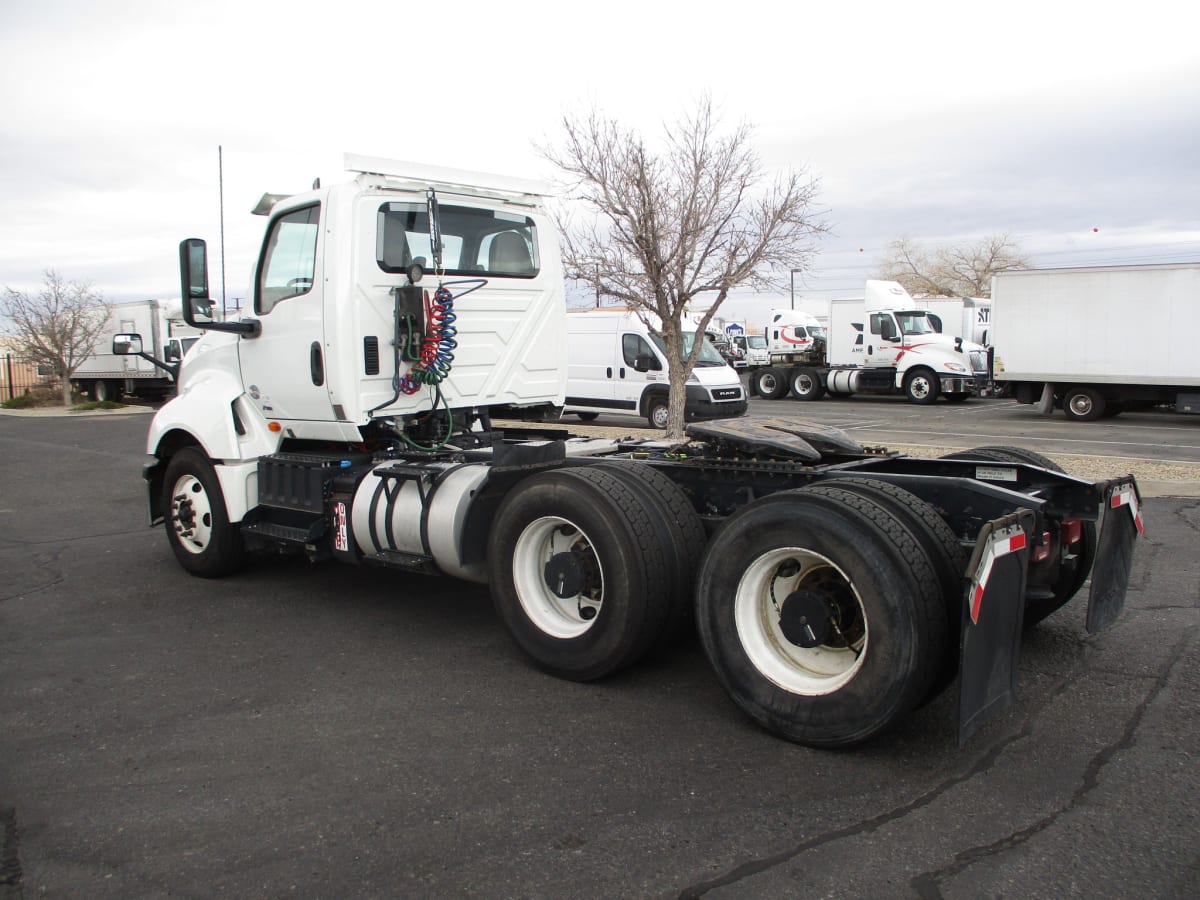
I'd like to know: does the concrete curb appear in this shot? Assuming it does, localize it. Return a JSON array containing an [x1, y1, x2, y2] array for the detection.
[[0, 406, 155, 418]]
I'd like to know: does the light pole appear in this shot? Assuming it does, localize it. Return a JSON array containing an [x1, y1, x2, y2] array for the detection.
[[790, 268, 801, 310]]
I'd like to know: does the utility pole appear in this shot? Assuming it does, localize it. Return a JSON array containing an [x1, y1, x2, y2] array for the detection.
[[790, 268, 801, 310]]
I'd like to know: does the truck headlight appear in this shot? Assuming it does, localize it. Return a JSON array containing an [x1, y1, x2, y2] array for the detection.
[[944, 362, 966, 372]]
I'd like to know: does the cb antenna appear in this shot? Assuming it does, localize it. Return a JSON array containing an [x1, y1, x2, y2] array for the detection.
[[218, 145, 227, 318]]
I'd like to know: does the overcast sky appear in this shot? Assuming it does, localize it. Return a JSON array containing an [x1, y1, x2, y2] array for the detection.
[[2, 0, 1197, 325]]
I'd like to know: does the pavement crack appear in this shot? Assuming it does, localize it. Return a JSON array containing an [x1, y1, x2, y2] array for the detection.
[[909, 623, 1198, 899], [675, 721, 1040, 899], [675, 625, 1107, 899]]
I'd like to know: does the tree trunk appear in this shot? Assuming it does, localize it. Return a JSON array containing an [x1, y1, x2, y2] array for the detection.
[[666, 365, 688, 440]]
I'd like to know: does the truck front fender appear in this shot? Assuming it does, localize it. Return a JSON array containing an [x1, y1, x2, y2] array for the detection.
[[147, 367, 278, 464]]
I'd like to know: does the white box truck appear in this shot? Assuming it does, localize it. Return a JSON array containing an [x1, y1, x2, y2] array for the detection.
[[71, 298, 203, 401], [563, 308, 747, 428], [992, 263, 1200, 420]]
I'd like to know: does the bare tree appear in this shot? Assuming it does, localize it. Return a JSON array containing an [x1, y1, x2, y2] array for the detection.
[[877, 234, 1030, 298], [542, 97, 826, 437], [1, 270, 110, 405]]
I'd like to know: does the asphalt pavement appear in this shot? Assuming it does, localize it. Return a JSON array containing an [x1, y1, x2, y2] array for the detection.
[[1, 412, 1197, 898]]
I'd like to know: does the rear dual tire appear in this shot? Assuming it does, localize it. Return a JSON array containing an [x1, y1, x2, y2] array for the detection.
[[752, 367, 788, 400], [695, 486, 948, 747], [487, 467, 676, 681]]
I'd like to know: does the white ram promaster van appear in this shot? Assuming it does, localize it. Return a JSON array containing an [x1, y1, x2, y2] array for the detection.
[[564, 308, 747, 428]]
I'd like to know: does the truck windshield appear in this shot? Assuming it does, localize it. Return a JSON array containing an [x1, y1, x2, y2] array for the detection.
[[649, 332, 728, 367], [746, 335, 767, 349], [895, 312, 934, 335], [377, 202, 540, 278]]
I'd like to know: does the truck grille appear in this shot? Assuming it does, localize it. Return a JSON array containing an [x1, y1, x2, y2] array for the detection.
[[969, 350, 988, 374], [712, 388, 743, 401]]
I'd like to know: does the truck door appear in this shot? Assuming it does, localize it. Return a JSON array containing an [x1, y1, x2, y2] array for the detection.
[[616, 331, 663, 410], [237, 204, 336, 422], [866, 312, 902, 367]]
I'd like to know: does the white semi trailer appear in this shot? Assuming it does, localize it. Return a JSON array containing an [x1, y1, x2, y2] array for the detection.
[[117, 155, 1142, 749], [992, 263, 1200, 420]]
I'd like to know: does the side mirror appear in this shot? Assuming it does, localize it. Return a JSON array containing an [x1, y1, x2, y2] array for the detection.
[[633, 354, 660, 373], [179, 238, 209, 327], [164, 342, 181, 362], [113, 333, 143, 355], [178, 237, 258, 335]]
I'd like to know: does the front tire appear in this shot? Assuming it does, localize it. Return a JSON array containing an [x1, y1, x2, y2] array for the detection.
[[904, 368, 940, 404], [646, 397, 670, 429], [487, 468, 672, 681], [695, 489, 946, 747], [162, 448, 245, 577]]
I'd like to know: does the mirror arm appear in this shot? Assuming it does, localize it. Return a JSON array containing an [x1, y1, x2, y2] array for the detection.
[[134, 352, 181, 379]]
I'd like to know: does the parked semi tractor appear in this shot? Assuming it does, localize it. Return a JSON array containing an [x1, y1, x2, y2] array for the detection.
[[119, 155, 1142, 749], [751, 281, 990, 403], [71, 298, 204, 400], [992, 263, 1200, 420]]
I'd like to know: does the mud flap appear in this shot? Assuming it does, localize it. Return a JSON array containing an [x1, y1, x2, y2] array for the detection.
[[957, 510, 1035, 746], [1086, 478, 1143, 634], [1036, 382, 1055, 416]]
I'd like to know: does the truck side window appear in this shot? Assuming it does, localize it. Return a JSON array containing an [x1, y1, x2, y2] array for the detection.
[[870, 313, 898, 340], [257, 205, 319, 314], [622, 334, 659, 370], [377, 203, 539, 278]]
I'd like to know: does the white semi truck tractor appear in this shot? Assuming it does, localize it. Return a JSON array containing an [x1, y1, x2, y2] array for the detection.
[[751, 282, 991, 403], [119, 155, 1143, 749]]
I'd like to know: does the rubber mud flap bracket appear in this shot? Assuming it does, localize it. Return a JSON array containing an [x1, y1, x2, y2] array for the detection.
[[957, 509, 1034, 746], [1086, 478, 1143, 635]]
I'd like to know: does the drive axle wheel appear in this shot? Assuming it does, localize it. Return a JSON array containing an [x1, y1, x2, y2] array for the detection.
[[162, 447, 245, 577], [488, 468, 671, 681], [790, 368, 825, 401], [696, 489, 945, 748], [751, 367, 788, 400], [1062, 386, 1106, 421]]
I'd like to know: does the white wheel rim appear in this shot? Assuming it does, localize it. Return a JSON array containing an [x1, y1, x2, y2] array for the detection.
[[1069, 394, 1092, 416], [512, 516, 604, 638], [734, 547, 867, 694], [911, 377, 931, 399], [760, 374, 778, 393], [651, 406, 669, 428], [170, 473, 213, 554]]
